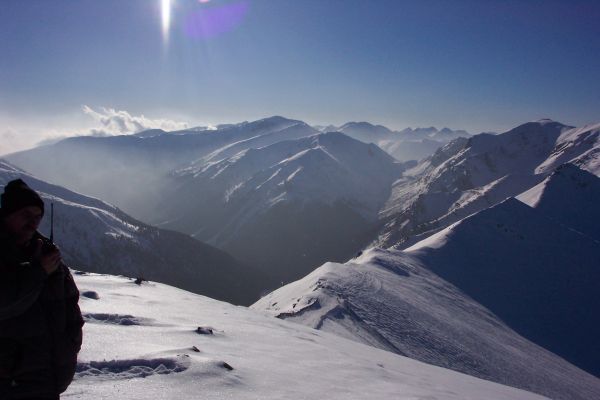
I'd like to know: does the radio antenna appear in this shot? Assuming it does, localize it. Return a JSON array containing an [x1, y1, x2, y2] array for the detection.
[[50, 203, 54, 242]]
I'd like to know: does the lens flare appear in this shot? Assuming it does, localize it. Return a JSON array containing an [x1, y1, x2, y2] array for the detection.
[[161, 0, 171, 41], [184, 0, 249, 39]]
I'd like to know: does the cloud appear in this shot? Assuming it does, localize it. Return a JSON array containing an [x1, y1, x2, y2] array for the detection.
[[0, 107, 192, 155], [0, 129, 17, 156], [82, 106, 189, 135]]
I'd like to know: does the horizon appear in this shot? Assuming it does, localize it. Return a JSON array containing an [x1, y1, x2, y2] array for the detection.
[[1, 113, 579, 157], [1, 0, 599, 154]]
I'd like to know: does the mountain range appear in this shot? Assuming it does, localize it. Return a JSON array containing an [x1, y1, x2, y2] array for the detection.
[[3, 115, 600, 395], [374, 119, 599, 249]]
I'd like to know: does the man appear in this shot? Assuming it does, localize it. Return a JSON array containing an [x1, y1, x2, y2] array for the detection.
[[0, 179, 83, 400]]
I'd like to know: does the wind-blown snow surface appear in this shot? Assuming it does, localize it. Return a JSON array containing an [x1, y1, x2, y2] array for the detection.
[[65, 272, 549, 400], [252, 248, 600, 400], [0, 160, 264, 305]]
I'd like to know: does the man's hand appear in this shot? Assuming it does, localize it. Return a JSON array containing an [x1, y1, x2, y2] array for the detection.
[[34, 238, 61, 275]]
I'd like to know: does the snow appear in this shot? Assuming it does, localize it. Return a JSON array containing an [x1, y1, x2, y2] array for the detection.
[[404, 198, 600, 380], [4, 117, 600, 399], [65, 272, 548, 400], [536, 122, 600, 176], [375, 120, 578, 248], [252, 246, 600, 400], [162, 131, 404, 249]]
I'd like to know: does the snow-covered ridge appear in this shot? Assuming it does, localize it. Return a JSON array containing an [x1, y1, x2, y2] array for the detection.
[[252, 246, 600, 400], [68, 271, 549, 400], [375, 119, 582, 248], [176, 132, 402, 219], [405, 197, 600, 378], [536, 122, 600, 176]]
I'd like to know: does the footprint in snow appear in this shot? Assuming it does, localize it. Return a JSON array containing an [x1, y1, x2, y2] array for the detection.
[[83, 313, 154, 326], [75, 356, 190, 380]]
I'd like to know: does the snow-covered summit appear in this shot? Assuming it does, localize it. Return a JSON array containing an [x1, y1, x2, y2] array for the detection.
[[184, 120, 318, 168], [338, 121, 394, 143]]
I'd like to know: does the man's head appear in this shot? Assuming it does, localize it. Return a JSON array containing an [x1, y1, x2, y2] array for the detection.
[[1, 179, 45, 243]]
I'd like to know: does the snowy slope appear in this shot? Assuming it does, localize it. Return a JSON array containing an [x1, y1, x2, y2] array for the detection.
[[536, 122, 600, 176], [252, 247, 600, 400], [187, 121, 318, 167], [172, 131, 402, 224], [65, 272, 549, 400], [157, 132, 404, 284], [375, 120, 574, 248], [405, 198, 600, 378], [385, 173, 545, 249], [0, 160, 264, 305], [518, 163, 600, 240]]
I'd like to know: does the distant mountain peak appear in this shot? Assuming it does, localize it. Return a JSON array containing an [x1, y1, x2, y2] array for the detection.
[[340, 121, 375, 127], [339, 121, 392, 132], [511, 119, 571, 132], [536, 118, 559, 124]]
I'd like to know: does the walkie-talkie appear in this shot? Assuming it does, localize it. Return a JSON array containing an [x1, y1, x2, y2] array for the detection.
[[42, 202, 57, 254]]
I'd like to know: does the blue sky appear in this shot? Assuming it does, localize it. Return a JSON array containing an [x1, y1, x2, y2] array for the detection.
[[1, 0, 599, 152]]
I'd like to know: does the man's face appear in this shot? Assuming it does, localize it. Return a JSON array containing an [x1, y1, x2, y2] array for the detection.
[[3, 206, 43, 243]]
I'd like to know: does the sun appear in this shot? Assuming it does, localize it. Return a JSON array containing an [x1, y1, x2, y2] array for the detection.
[[161, 0, 171, 41]]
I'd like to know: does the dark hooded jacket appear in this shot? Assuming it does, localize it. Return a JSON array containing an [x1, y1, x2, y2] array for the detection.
[[0, 228, 83, 399]]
